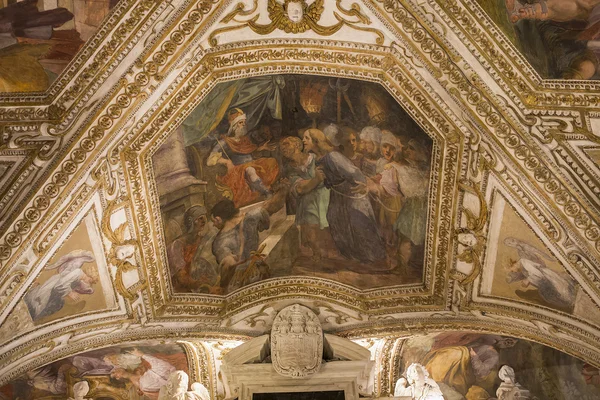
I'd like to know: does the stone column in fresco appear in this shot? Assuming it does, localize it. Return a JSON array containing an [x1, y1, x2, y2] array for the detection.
[[153, 126, 207, 243]]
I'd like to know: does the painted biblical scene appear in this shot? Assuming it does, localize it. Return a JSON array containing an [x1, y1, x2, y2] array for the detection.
[[476, 0, 600, 79], [0, 0, 119, 93], [482, 195, 577, 313], [398, 331, 600, 400], [153, 75, 433, 295], [0, 341, 189, 400], [24, 212, 114, 325]]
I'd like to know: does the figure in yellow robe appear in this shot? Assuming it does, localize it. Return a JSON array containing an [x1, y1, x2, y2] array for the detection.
[[421, 333, 518, 399]]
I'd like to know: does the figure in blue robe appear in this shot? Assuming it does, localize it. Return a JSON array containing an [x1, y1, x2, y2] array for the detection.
[[315, 151, 386, 263]]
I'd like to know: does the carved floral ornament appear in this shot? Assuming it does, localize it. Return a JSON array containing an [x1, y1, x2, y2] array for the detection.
[[0, 0, 600, 385], [0, 40, 598, 364], [1, 0, 594, 272]]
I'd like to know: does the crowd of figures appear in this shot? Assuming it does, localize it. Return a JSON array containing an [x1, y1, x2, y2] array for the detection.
[[166, 107, 432, 295]]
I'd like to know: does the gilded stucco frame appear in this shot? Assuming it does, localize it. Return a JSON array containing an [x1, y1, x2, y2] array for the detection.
[[0, 0, 600, 393]]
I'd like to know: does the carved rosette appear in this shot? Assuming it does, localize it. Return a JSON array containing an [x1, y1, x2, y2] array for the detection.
[[271, 304, 323, 378]]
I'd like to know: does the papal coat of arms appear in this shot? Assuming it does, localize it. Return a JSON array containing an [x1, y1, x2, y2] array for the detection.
[[271, 304, 323, 378]]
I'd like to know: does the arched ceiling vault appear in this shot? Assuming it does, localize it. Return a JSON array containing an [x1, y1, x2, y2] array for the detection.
[[1, 0, 600, 395]]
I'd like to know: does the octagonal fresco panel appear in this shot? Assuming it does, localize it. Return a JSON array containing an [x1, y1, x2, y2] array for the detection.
[[0, 0, 119, 93], [153, 74, 433, 295], [0, 341, 189, 400], [477, 0, 600, 79]]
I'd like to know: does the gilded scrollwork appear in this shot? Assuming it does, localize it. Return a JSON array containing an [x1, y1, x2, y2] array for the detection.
[[209, 0, 384, 46], [0, 0, 220, 268], [314, 302, 366, 325], [101, 198, 142, 302], [425, 0, 600, 107], [1, 0, 600, 388], [455, 180, 488, 287], [233, 304, 273, 328]]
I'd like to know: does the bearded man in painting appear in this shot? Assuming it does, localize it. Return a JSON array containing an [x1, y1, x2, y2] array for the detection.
[[207, 108, 279, 208], [107, 348, 176, 396]]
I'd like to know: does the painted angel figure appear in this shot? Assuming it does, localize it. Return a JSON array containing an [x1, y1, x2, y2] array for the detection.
[[24, 250, 98, 321], [503, 237, 555, 266], [503, 237, 576, 309]]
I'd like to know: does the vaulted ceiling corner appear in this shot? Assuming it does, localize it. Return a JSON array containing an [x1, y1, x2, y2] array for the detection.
[[1, 0, 600, 399]]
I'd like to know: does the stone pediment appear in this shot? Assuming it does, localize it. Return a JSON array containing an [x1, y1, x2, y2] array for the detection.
[[0, 0, 599, 396], [222, 306, 373, 399]]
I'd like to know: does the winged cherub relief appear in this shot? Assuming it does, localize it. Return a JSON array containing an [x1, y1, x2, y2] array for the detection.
[[209, 0, 384, 46]]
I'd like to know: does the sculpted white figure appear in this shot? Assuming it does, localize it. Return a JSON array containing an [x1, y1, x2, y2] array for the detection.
[[496, 365, 531, 400], [190, 382, 211, 400], [286, 1, 304, 23], [68, 381, 90, 400], [158, 371, 210, 400], [394, 363, 444, 400]]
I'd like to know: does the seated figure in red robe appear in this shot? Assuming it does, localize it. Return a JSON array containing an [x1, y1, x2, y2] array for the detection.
[[207, 108, 279, 207]]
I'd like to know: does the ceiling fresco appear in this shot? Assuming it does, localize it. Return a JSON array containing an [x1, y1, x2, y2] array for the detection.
[[396, 332, 600, 400], [24, 215, 109, 326], [1, 332, 598, 400], [155, 74, 432, 295], [0, 0, 598, 398], [0, 0, 119, 93], [477, 0, 600, 80], [0, 340, 190, 400], [483, 194, 577, 313]]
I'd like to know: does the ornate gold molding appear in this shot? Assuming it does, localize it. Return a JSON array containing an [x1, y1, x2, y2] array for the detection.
[[455, 180, 488, 287], [120, 41, 459, 318], [209, 0, 384, 46], [0, 0, 222, 268], [426, 0, 600, 107], [1, 0, 600, 385]]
